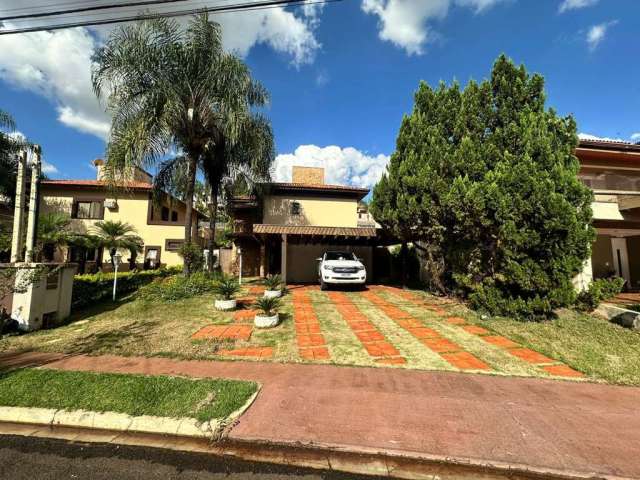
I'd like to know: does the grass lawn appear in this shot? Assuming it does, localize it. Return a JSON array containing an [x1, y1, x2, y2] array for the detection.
[[0, 368, 257, 423], [1, 282, 639, 385]]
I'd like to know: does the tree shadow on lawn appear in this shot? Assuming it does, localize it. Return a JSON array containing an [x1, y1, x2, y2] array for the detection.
[[63, 320, 160, 355]]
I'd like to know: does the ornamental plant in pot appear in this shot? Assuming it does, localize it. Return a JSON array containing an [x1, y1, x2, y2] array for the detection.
[[263, 274, 283, 298], [254, 296, 281, 328], [212, 275, 240, 311]]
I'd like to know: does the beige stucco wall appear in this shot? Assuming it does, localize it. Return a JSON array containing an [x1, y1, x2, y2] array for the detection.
[[262, 195, 358, 227], [286, 244, 373, 283], [40, 187, 198, 267]]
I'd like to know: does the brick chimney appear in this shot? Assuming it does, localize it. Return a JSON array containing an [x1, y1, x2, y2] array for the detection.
[[292, 166, 324, 185]]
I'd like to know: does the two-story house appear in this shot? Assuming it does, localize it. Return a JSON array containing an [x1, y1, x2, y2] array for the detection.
[[229, 166, 378, 283], [576, 139, 640, 290], [40, 159, 206, 272]]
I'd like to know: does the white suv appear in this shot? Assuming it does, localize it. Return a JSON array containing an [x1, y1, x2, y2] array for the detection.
[[317, 251, 367, 290]]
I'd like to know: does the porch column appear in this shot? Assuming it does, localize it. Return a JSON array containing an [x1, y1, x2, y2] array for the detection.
[[573, 257, 593, 292], [259, 243, 266, 278], [25, 146, 41, 263], [10, 150, 27, 263], [281, 233, 287, 284]]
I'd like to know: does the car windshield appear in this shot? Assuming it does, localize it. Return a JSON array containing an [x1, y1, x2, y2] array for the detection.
[[325, 251, 356, 261]]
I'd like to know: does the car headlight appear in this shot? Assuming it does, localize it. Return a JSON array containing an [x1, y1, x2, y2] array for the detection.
[[357, 265, 365, 271], [323, 265, 334, 271]]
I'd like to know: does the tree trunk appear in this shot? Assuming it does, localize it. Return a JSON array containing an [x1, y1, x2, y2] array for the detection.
[[183, 154, 197, 275], [206, 182, 219, 273]]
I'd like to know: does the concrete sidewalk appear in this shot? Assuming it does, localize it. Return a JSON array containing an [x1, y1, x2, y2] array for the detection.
[[1, 351, 639, 479]]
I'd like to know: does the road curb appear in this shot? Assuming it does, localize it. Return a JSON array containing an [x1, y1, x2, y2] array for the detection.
[[0, 419, 631, 480]]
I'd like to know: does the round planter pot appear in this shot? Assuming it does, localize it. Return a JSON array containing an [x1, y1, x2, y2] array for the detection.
[[254, 313, 279, 328], [264, 290, 282, 299], [214, 299, 237, 311]]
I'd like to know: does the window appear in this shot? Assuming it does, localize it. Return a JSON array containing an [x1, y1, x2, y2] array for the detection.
[[290, 201, 301, 215], [72, 200, 103, 219], [161, 206, 170, 221], [165, 239, 184, 251], [171, 210, 178, 222]]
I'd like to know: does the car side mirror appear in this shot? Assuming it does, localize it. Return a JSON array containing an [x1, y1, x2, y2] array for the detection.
[[316, 257, 323, 262]]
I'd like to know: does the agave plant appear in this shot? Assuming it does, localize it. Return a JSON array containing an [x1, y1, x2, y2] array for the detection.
[[212, 275, 240, 300], [255, 296, 280, 317], [263, 274, 282, 291]]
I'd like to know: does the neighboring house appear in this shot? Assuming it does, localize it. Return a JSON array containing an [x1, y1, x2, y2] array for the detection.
[[228, 166, 377, 283], [40, 159, 206, 272], [576, 139, 640, 290]]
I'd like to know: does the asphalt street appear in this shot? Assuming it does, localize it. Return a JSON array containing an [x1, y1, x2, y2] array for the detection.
[[0, 435, 385, 480]]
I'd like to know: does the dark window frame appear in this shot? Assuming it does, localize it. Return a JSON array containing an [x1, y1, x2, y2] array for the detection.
[[290, 201, 301, 216], [71, 198, 104, 220], [165, 239, 184, 252]]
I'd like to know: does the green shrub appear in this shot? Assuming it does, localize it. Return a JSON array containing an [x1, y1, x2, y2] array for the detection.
[[137, 272, 214, 303], [72, 267, 179, 310], [575, 277, 625, 312], [263, 274, 282, 291], [178, 242, 204, 273], [255, 296, 280, 316], [212, 275, 240, 300]]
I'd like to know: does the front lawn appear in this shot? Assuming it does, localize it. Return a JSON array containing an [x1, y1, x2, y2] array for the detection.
[[0, 368, 257, 422], [2, 283, 639, 385]]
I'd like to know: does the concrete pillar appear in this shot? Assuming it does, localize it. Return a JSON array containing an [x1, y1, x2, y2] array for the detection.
[[24, 146, 41, 263], [259, 243, 266, 278], [573, 257, 593, 292], [10, 150, 27, 263], [281, 234, 288, 284]]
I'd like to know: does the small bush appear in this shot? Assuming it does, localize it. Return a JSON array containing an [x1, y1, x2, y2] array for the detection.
[[137, 272, 215, 303], [255, 296, 280, 316], [178, 242, 204, 273], [263, 274, 282, 291], [72, 267, 179, 310], [212, 275, 240, 300], [575, 277, 625, 312]]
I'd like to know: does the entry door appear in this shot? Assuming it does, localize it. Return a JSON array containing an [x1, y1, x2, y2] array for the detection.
[[611, 237, 631, 284]]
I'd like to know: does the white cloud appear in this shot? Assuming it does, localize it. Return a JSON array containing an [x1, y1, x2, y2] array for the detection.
[[579, 132, 626, 142], [559, 0, 599, 13], [630, 133, 640, 141], [586, 20, 617, 51], [0, 1, 324, 140], [361, 0, 507, 55], [273, 145, 390, 189], [41, 161, 58, 175]]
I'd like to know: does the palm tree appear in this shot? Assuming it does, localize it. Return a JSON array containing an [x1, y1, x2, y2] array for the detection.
[[92, 14, 274, 275], [0, 108, 30, 202], [37, 212, 73, 262], [91, 220, 143, 269]]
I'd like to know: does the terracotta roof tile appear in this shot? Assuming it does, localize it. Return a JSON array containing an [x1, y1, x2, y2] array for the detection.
[[41, 179, 153, 190], [253, 224, 377, 237]]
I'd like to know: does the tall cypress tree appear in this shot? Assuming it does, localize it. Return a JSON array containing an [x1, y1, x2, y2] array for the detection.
[[371, 55, 594, 319]]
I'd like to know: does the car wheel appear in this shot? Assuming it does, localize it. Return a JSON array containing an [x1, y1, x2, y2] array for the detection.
[[320, 280, 328, 291]]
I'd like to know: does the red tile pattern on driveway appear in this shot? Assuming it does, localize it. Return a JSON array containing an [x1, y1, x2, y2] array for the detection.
[[361, 290, 491, 371], [380, 287, 585, 378], [327, 291, 405, 365], [292, 287, 331, 361], [233, 309, 258, 323], [191, 324, 252, 341]]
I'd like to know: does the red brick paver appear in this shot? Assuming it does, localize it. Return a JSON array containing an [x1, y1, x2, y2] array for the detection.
[[219, 347, 273, 359], [327, 291, 406, 364], [482, 335, 519, 349], [292, 288, 330, 362], [543, 364, 585, 378], [192, 324, 252, 341], [361, 291, 490, 371], [233, 309, 257, 323], [509, 348, 555, 365]]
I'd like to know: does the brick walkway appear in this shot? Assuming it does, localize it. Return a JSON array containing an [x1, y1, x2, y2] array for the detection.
[[326, 291, 405, 365], [292, 287, 331, 361], [380, 287, 584, 378], [3, 351, 638, 479], [362, 290, 491, 371]]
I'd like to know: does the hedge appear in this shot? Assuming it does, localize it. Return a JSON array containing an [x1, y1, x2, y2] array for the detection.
[[72, 266, 181, 310]]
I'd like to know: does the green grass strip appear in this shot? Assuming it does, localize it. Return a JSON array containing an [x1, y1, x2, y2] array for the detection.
[[0, 368, 257, 423]]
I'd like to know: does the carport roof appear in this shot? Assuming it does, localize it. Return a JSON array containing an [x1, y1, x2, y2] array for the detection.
[[253, 224, 377, 237]]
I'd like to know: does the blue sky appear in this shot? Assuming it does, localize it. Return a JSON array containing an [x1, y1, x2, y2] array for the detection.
[[0, 0, 638, 187]]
